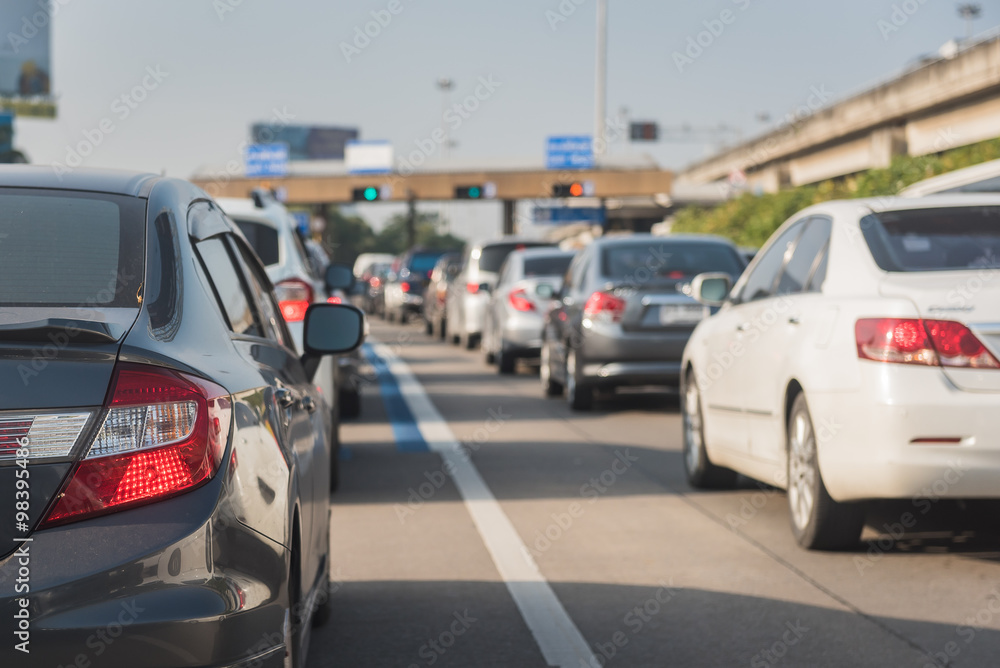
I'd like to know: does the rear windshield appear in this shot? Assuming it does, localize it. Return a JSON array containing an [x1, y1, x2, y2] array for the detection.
[[601, 241, 743, 281], [0, 190, 145, 307], [234, 219, 280, 266], [479, 242, 552, 273], [862, 207, 1000, 272], [524, 254, 574, 277], [408, 253, 443, 274]]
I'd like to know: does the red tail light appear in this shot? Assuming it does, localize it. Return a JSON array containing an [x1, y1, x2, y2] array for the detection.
[[41, 364, 232, 528], [275, 279, 313, 322], [370, 277, 382, 289], [327, 295, 342, 304], [508, 288, 535, 312], [466, 282, 480, 294], [584, 291, 626, 323], [401, 282, 411, 293], [856, 318, 999, 369]]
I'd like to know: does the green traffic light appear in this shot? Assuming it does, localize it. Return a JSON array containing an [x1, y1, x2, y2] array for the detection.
[[468, 186, 481, 199], [364, 187, 378, 201]]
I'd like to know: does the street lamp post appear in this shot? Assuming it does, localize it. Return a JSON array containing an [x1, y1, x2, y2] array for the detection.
[[594, 0, 608, 162], [958, 3, 982, 40], [437, 77, 454, 161]]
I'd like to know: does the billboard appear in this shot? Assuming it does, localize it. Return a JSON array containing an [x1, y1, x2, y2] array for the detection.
[[346, 140, 393, 174], [250, 124, 358, 161], [0, 0, 57, 118]]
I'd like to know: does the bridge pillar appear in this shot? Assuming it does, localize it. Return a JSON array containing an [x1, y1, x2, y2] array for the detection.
[[502, 199, 516, 236]]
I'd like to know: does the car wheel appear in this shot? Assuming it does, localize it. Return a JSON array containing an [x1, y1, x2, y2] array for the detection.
[[682, 370, 738, 489], [541, 343, 563, 396], [787, 393, 866, 550], [399, 309, 409, 324], [497, 342, 515, 374], [425, 319, 433, 336], [339, 388, 361, 419], [464, 332, 479, 351], [439, 318, 447, 341], [565, 348, 592, 411]]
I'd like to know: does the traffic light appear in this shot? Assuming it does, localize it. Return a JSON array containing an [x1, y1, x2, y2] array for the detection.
[[455, 185, 483, 200], [552, 182, 590, 198], [630, 122, 659, 142], [351, 186, 386, 202]]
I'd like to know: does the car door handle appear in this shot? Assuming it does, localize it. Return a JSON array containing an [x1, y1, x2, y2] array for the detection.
[[788, 316, 801, 325], [301, 396, 317, 413], [275, 388, 295, 409]]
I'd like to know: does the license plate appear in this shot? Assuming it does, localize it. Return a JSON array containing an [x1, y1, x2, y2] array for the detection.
[[659, 304, 705, 325]]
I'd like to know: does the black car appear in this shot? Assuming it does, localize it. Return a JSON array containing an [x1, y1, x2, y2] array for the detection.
[[0, 166, 364, 667], [541, 234, 745, 410]]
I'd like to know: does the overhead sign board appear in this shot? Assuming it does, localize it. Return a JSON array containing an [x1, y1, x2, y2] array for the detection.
[[534, 206, 606, 225], [251, 124, 358, 161], [1, 0, 57, 118], [546, 135, 594, 170], [244, 143, 289, 178], [346, 140, 393, 174]]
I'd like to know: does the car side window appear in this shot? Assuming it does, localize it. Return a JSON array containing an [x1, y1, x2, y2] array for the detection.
[[776, 217, 832, 295], [736, 219, 807, 303], [231, 236, 291, 348], [806, 243, 830, 293], [196, 236, 263, 338], [573, 255, 591, 294]]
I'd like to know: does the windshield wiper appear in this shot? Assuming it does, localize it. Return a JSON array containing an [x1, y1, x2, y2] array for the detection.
[[0, 318, 122, 344]]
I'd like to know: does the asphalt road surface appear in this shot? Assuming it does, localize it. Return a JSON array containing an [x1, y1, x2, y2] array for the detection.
[[307, 319, 1000, 668]]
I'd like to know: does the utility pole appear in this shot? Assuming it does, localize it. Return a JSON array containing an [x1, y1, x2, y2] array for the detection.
[[958, 3, 982, 40], [406, 190, 417, 250], [594, 0, 608, 162]]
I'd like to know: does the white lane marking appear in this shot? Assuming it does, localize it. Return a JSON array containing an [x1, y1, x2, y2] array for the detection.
[[372, 341, 598, 668]]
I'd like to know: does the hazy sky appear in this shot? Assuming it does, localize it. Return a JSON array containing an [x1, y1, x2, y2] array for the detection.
[[9, 0, 994, 238]]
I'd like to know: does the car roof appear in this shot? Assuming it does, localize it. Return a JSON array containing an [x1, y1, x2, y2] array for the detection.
[[216, 197, 287, 228], [799, 193, 1000, 219], [899, 159, 1000, 197], [0, 164, 160, 197], [472, 238, 553, 250], [509, 247, 576, 259], [591, 233, 738, 247]]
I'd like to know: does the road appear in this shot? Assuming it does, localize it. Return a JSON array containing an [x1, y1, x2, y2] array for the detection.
[[307, 319, 1000, 668]]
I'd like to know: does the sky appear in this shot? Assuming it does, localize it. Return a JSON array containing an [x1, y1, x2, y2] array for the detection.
[[8, 0, 996, 240]]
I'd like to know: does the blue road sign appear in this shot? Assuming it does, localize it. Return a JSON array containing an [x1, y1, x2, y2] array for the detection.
[[244, 143, 289, 177], [534, 207, 606, 225], [0, 112, 12, 154], [546, 135, 593, 170]]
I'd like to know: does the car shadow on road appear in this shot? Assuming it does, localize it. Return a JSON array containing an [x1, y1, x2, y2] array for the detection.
[[307, 580, 1000, 668]]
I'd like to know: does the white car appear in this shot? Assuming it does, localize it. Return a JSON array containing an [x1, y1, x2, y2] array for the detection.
[[681, 194, 1000, 550]]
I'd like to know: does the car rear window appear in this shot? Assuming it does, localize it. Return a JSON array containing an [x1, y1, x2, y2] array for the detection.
[[408, 252, 443, 274], [524, 255, 573, 277], [234, 218, 280, 266], [0, 190, 145, 307], [600, 241, 743, 280], [861, 207, 1000, 272], [479, 242, 552, 273]]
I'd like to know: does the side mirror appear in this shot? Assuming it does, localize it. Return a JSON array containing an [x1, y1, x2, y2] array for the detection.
[[301, 304, 366, 380], [325, 264, 355, 293], [691, 273, 733, 307]]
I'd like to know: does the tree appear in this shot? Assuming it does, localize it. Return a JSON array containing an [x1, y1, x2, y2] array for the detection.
[[372, 211, 465, 255], [317, 207, 377, 266]]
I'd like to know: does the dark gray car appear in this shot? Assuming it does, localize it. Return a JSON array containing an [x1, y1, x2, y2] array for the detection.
[[0, 166, 364, 667], [540, 234, 745, 410]]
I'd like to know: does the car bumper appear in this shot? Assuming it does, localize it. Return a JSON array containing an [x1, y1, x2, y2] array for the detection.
[[501, 313, 545, 354], [578, 321, 692, 386], [811, 364, 1000, 502], [461, 294, 489, 335], [0, 476, 290, 668]]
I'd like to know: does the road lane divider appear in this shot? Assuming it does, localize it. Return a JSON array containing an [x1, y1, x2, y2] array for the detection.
[[364, 343, 429, 452], [369, 340, 599, 668]]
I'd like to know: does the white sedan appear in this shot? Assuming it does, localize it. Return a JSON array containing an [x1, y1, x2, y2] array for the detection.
[[681, 194, 1000, 550]]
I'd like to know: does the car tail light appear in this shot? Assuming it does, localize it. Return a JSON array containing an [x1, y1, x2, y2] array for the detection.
[[370, 277, 381, 289], [401, 282, 411, 293], [466, 282, 481, 294], [275, 279, 313, 322], [856, 318, 999, 369], [327, 295, 342, 304], [508, 288, 535, 312], [40, 364, 232, 528], [584, 291, 626, 323]]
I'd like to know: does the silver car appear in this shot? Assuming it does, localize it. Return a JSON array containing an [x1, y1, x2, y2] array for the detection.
[[482, 248, 576, 374], [446, 238, 554, 349], [541, 234, 746, 410]]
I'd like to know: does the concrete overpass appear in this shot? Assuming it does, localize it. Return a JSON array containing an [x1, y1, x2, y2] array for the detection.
[[677, 32, 1000, 193]]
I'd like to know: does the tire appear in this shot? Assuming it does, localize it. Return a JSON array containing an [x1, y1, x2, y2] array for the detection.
[[541, 343, 563, 396], [386, 309, 395, 323], [484, 349, 496, 365], [464, 332, 479, 351], [497, 342, 515, 374], [787, 393, 866, 550], [438, 318, 447, 341], [425, 319, 433, 336], [339, 388, 361, 419], [399, 309, 408, 324], [565, 348, 593, 411], [682, 370, 738, 489]]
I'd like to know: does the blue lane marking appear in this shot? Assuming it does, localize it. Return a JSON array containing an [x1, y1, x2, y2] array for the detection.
[[363, 343, 429, 453]]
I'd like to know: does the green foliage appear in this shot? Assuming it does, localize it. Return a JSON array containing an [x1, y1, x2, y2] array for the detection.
[[673, 137, 1000, 248], [317, 207, 376, 266], [371, 212, 466, 255], [314, 208, 466, 266]]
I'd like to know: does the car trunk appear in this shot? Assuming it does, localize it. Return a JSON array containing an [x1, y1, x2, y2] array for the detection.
[[0, 309, 137, 559], [880, 272, 1000, 391], [616, 281, 708, 332]]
